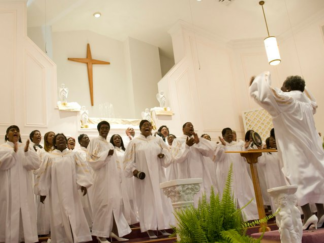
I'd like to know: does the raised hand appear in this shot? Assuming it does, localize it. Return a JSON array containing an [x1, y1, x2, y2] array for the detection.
[[186, 136, 195, 147], [108, 149, 114, 156], [193, 133, 199, 144], [24, 139, 30, 152], [218, 136, 226, 146], [81, 186, 87, 196]]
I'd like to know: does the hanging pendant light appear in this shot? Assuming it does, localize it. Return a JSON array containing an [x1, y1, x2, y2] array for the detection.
[[259, 1, 281, 65]]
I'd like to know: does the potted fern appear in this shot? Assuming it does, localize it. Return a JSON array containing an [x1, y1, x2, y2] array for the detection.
[[174, 164, 269, 243]]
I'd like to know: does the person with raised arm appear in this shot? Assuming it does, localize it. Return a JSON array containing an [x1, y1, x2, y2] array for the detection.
[[0, 125, 40, 243], [250, 72, 324, 229]]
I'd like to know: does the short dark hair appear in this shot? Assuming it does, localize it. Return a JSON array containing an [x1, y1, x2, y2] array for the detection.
[[139, 120, 150, 129], [182, 122, 190, 129], [158, 125, 169, 133], [222, 127, 232, 137], [29, 130, 40, 141], [53, 133, 68, 149], [78, 134, 86, 144], [265, 137, 270, 149], [169, 134, 176, 138], [110, 134, 126, 151], [5, 125, 22, 143], [284, 76, 305, 92], [245, 130, 253, 141], [97, 121, 110, 131], [270, 128, 275, 139]]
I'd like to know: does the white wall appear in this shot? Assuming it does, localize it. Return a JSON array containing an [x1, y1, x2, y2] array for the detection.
[[160, 52, 175, 77], [52, 30, 132, 119], [125, 37, 161, 118]]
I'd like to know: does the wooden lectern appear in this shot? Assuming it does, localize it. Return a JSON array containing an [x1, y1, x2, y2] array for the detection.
[[226, 149, 277, 232]]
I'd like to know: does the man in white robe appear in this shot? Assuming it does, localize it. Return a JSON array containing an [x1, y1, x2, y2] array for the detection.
[[87, 121, 131, 243], [172, 122, 215, 205], [0, 125, 40, 243], [250, 72, 324, 228], [216, 128, 258, 221]]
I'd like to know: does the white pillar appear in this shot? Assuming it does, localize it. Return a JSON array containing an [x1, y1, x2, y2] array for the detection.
[[268, 185, 303, 243], [160, 178, 202, 241]]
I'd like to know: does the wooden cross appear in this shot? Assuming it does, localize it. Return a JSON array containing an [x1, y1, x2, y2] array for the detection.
[[68, 43, 110, 106]]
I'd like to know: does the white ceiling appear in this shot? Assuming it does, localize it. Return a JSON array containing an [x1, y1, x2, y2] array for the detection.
[[27, 0, 324, 58]]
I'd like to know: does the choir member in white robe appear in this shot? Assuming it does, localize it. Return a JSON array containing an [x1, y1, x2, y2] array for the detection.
[[44, 131, 55, 153], [259, 136, 287, 211], [38, 133, 93, 243], [201, 134, 218, 194], [216, 128, 258, 221], [67, 137, 76, 150], [110, 134, 138, 225], [124, 120, 175, 239], [76, 134, 93, 229], [165, 134, 178, 181], [123, 127, 135, 148], [172, 122, 215, 205], [87, 121, 131, 243], [244, 130, 271, 208], [250, 72, 324, 229], [0, 125, 40, 243], [29, 130, 50, 236], [157, 125, 169, 145]]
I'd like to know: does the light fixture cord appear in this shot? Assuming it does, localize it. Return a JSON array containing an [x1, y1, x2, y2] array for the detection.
[[284, 0, 303, 76], [188, 0, 201, 70], [261, 4, 270, 37]]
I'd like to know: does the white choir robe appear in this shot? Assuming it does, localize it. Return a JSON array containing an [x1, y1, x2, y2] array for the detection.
[[87, 137, 131, 238], [37, 149, 93, 243], [165, 145, 178, 181], [250, 71, 324, 206], [215, 141, 258, 221], [0, 141, 40, 243], [114, 147, 138, 225], [76, 146, 94, 229], [124, 135, 175, 232], [246, 143, 271, 206], [259, 152, 287, 211], [172, 136, 215, 204], [31, 144, 51, 235], [123, 135, 134, 149]]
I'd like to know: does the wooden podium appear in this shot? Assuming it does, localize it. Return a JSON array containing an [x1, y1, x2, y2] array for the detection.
[[226, 149, 277, 232]]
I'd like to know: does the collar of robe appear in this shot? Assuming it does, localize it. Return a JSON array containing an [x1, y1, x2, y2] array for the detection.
[[52, 148, 70, 155], [114, 146, 124, 152], [98, 136, 108, 143], [139, 134, 152, 139], [80, 146, 87, 152], [5, 141, 22, 147]]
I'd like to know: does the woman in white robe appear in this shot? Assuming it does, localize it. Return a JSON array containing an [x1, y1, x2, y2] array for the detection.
[[38, 133, 93, 243], [29, 130, 51, 236], [259, 136, 287, 211], [76, 134, 93, 230], [216, 128, 258, 221], [171, 122, 215, 204], [87, 121, 131, 243], [0, 125, 40, 243], [124, 120, 175, 238], [250, 72, 324, 228], [110, 134, 138, 225]]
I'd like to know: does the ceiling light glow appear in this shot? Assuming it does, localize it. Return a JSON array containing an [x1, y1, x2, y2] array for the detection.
[[93, 12, 101, 18]]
